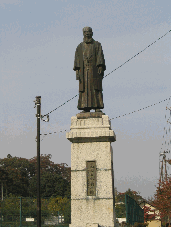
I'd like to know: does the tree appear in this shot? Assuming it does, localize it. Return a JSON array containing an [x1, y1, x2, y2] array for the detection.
[[0, 154, 71, 199], [114, 187, 125, 218], [143, 205, 158, 222], [116, 188, 144, 204], [153, 177, 171, 227], [0, 193, 20, 217], [115, 188, 145, 219], [125, 188, 144, 204], [0, 154, 71, 222], [47, 196, 71, 223], [0, 194, 55, 224], [114, 187, 119, 203], [28, 154, 71, 198], [115, 202, 126, 218], [0, 155, 32, 197]]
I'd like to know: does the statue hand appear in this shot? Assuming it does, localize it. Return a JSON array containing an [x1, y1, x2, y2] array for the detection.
[[98, 66, 103, 74]]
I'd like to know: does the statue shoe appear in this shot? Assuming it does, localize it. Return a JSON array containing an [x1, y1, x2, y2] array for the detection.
[[81, 109, 90, 113], [95, 109, 102, 112]]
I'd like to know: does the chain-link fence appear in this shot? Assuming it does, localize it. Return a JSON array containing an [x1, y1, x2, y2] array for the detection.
[[0, 196, 71, 227]]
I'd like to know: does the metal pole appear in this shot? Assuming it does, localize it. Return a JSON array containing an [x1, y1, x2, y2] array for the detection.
[[111, 159, 116, 227], [20, 197, 22, 227], [36, 96, 41, 227]]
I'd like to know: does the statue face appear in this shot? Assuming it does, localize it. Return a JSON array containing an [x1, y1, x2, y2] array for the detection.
[[83, 31, 93, 39]]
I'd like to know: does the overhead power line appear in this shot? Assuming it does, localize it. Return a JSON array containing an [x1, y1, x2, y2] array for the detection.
[[104, 29, 171, 78], [109, 97, 170, 120], [41, 29, 171, 119], [41, 94, 78, 118], [40, 96, 170, 141]]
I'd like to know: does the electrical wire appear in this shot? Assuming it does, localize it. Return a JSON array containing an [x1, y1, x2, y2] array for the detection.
[[41, 29, 171, 118], [40, 96, 170, 141]]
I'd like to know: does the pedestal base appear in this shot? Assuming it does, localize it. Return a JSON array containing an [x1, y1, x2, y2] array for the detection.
[[66, 114, 116, 227], [70, 224, 99, 227]]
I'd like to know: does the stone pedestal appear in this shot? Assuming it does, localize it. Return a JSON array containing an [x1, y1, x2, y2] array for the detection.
[[66, 113, 116, 227]]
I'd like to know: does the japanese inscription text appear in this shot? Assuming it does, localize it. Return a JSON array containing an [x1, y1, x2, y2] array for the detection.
[[86, 161, 96, 196]]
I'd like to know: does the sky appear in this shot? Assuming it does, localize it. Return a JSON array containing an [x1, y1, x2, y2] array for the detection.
[[0, 0, 171, 201]]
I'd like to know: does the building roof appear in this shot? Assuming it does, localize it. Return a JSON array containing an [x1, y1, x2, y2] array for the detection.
[[138, 199, 157, 210]]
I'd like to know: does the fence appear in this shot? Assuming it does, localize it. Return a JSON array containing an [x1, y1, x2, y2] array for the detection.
[[125, 194, 144, 225], [0, 196, 71, 227]]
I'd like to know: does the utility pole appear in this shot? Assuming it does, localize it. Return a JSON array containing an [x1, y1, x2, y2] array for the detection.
[[34, 96, 41, 227], [159, 150, 170, 185], [160, 158, 164, 184], [164, 154, 167, 182], [34, 96, 49, 227]]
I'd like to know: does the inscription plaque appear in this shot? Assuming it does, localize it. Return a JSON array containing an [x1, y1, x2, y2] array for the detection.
[[86, 161, 96, 196]]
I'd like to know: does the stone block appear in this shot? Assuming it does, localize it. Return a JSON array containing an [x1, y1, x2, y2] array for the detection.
[[67, 114, 116, 227], [86, 224, 99, 227]]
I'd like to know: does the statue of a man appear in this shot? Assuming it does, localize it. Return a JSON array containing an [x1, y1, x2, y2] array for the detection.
[[73, 27, 106, 113]]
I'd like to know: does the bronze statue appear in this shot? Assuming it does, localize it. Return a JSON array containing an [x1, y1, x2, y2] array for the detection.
[[73, 27, 106, 113]]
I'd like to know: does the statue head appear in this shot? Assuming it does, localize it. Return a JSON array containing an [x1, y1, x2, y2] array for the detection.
[[83, 26, 93, 39]]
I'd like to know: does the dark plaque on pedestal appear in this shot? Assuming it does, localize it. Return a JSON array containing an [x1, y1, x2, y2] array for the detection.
[[86, 161, 96, 196]]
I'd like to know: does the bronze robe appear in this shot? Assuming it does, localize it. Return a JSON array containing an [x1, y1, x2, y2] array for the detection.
[[73, 38, 106, 110]]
